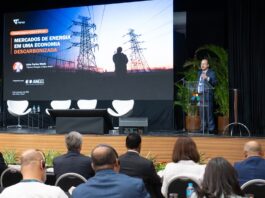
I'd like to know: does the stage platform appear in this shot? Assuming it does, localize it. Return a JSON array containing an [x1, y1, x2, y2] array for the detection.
[[0, 128, 264, 164]]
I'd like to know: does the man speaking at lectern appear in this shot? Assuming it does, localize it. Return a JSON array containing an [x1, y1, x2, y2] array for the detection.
[[198, 58, 217, 133]]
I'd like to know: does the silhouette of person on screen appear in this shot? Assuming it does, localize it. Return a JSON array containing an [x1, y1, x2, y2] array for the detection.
[[113, 47, 128, 76]]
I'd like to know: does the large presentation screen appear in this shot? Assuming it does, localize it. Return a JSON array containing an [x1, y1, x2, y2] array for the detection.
[[3, 0, 173, 101]]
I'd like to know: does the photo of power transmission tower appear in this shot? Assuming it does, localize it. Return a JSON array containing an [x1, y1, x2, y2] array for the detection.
[[16, 0, 173, 74]]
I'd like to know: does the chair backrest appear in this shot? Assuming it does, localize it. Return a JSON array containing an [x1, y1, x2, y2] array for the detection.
[[112, 100, 134, 115], [55, 172, 87, 192], [0, 167, 23, 187], [241, 179, 265, 198], [166, 176, 200, 198], [50, 100, 71, 110], [7, 100, 29, 114], [77, 99, 97, 109]]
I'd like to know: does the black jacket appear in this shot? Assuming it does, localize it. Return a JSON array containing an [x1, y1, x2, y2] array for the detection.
[[119, 151, 163, 198], [53, 151, 94, 179]]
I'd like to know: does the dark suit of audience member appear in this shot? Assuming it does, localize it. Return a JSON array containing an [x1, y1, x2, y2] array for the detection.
[[73, 144, 150, 198], [197, 59, 217, 132], [53, 131, 94, 179], [119, 133, 163, 198], [234, 141, 265, 186], [53, 151, 94, 179], [0, 152, 7, 176], [113, 47, 128, 76]]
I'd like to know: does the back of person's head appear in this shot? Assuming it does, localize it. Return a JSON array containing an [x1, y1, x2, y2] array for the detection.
[[126, 133, 141, 151], [172, 137, 200, 163], [117, 47, 122, 53], [20, 149, 46, 182], [199, 157, 244, 198], [244, 141, 263, 157], [65, 131, 82, 152], [91, 144, 119, 172]]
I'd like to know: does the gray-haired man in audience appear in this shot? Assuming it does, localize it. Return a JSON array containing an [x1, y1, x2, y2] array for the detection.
[[53, 131, 94, 179]]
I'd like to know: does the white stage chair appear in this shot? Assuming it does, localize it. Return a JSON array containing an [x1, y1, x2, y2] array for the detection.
[[7, 100, 32, 128], [45, 100, 71, 116], [107, 99, 134, 117], [77, 99, 97, 109]]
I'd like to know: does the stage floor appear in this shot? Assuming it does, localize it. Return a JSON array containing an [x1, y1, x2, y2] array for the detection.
[[0, 128, 264, 164]]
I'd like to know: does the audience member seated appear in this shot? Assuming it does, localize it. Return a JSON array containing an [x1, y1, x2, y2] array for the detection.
[[0, 149, 68, 198], [234, 140, 265, 186], [72, 144, 150, 198], [119, 133, 163, 198], [0, 152, 7, 176], [191, 157, 245, 198], [160, 137, 206, 197], [53, 131, 94, 180]]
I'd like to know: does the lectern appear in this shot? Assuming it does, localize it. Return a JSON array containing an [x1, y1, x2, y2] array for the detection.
[[185, 81, 213, 134]]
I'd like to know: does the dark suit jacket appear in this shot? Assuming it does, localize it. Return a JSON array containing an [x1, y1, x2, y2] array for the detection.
[[119, 151, 163, 198], [0, 152, 7, 176], [198, 68, 217, 96], [72, 169, 150, 198], [53, 151, 94, 179], [234, 156, 265, 186]]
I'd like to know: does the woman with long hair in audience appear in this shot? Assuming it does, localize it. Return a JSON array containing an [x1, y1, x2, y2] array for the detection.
[[161, 137, 206, 197], [192, 157, 245, 198]]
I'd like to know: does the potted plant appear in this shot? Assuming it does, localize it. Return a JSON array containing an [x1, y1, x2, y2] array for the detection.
[[175, 65, 201, 132]]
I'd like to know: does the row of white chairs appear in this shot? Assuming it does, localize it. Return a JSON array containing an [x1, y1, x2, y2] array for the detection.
[[6, 99, 134, 128], [45, 99, 97, 115]]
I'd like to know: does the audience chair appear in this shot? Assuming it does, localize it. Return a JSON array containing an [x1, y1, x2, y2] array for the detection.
[[241, 179, 265, 198], [55, 172, 87, 192], [165, 176, 200, 198], [77, 99, 97, 109], [7, 100, 32, 128], [0, 167, 22, 187]]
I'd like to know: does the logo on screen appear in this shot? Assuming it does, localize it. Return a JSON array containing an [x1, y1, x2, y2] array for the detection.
[[13, 62, 23, 72], [13, 18, 25, 25]]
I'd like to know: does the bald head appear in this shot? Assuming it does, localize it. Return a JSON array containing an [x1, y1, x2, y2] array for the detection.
[[21, 149, 45, 167], [20, 149, 46, 182], [91, 144, 119, 171], [244, 141, 263, 157]]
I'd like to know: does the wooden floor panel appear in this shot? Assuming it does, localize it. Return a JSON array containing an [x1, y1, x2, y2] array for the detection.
[[0, 133, 264, 164]]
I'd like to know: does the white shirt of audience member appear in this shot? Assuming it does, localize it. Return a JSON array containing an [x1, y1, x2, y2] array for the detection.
[[0, 181, 68, 198], [160, 160, 206, 197]]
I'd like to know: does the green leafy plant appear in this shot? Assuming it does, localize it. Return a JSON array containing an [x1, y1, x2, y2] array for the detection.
[[199, 152, 208, 164], [145, 152, 166, 172], [44, 150, 61, 167], [3, 149, 18, 165], [154, 161, 167, 172], [175, 66, 199, 116]]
